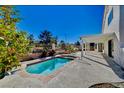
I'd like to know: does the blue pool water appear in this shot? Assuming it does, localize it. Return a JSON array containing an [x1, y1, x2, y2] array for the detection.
[[26, 57, 72, 76]]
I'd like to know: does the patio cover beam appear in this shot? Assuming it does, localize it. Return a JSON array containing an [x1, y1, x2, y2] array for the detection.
[[80, 32, 115, 43]]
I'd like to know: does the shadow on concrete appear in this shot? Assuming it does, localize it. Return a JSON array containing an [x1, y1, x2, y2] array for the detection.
[[103, 54, 124, 79], [82, 56, 110, 68], [86, 53, 104, 59], [77, 59, 92, 65]]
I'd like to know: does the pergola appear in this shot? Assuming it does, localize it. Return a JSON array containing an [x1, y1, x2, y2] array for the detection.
[[80, 32, 115, 58]]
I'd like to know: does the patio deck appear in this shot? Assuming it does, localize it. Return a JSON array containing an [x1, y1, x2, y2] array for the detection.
[[0, 51, 123, 88]]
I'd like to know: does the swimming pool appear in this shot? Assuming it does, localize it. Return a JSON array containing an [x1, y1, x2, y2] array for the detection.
[[26, 57, 73, 76]]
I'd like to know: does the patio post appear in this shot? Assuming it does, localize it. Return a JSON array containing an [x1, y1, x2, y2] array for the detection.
[[81, 40, 84, 60], [85, 41, 87, 55], [97, 43, 99, 52]]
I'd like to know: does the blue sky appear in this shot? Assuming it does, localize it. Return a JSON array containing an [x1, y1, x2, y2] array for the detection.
[[16, 5, 104, 43]]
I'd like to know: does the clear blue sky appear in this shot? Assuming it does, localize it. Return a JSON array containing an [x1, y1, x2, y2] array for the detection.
[[16, 5, 104, 43]]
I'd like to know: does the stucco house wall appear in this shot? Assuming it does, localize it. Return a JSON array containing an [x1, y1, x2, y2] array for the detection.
[[81, 5, 124, 68], [103, 6, 120, 40], [103, 5, 124, 68], [120, 6, 124, 48]]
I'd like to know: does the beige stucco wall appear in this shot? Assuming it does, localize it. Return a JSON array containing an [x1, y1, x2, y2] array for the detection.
[[103, 5, 124, 68], [81, 5, 124, 68], [103, 6, 120, 40], [120, 6, 124, 48]]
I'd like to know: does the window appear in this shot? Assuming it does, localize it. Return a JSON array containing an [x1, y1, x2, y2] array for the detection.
[[108, 8, 113, 26]]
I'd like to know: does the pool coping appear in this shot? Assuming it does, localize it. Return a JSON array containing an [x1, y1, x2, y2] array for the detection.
[[19, 55, 78, 84], [21, 54, 77, 65], [27, 56, 74, 66]]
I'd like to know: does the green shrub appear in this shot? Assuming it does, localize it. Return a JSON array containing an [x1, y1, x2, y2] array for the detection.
[[65, 45, 75, 53], [48, 50, 56, 56], [0, 6, 30, 76]]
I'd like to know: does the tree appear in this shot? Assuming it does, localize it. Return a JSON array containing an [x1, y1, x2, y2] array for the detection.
[[39, 30, 52, 51], [0, 6, 29, 78], [50, 36, 58, 50], [27, 34, 34, 45], [60, 40, 66, 49], [75, 41, 80, 46], [0, 6, 20, 31], [51, 36, 57, 45]]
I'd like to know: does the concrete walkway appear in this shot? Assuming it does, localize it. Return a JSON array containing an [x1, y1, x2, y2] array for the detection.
[[0, 51, 123, 88]]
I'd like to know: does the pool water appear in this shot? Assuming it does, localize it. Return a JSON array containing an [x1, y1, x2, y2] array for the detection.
[[26, 58, 73, 76]]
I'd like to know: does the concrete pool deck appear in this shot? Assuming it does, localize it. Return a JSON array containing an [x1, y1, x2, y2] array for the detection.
[[0, 51, 124, 88]]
